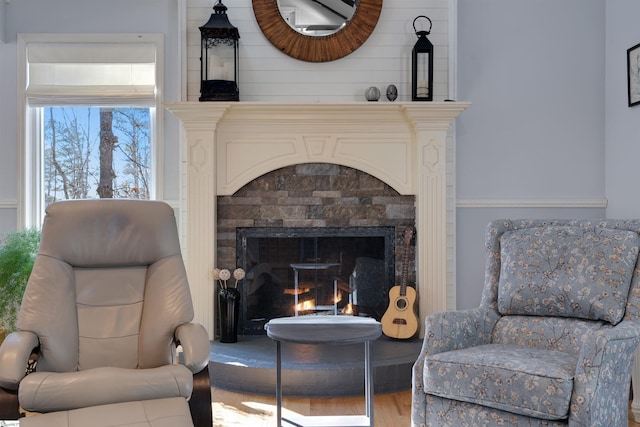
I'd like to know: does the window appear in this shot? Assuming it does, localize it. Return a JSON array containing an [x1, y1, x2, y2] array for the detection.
[[43, 106, 151, 204], [18, 34, 163, 228]]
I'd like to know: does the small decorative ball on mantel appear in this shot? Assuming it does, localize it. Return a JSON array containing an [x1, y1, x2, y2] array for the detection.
[[365, 86, 380, 102], [386, 85, 398, 102]]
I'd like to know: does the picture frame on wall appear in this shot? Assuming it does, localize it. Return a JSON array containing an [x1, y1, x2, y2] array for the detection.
[[628, 42, 640, 107]]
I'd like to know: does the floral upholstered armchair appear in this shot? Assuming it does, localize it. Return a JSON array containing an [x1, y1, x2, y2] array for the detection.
[[412, 219, 640, 427]]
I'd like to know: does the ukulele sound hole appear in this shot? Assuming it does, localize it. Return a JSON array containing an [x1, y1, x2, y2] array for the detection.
[[395, 298, 407, 310]]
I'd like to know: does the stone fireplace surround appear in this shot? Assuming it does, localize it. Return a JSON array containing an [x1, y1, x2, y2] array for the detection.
[[165, 102, 470, 339], [218, 163, 415, 333]]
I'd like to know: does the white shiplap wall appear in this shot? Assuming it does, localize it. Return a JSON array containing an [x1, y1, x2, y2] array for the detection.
[[186, 0, 450, 102]]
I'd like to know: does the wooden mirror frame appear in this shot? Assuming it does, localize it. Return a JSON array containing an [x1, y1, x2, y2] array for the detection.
[[252, 0, 383, 62]]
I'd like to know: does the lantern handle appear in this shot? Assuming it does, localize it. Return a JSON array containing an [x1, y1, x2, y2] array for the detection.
[[413, 15, 432, 36]]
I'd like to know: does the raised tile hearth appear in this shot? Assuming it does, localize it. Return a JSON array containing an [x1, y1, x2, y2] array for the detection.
[[209, 335, 422, 397]]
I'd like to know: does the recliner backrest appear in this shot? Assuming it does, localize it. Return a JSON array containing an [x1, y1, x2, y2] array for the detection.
[[16, 200, 194, 373]]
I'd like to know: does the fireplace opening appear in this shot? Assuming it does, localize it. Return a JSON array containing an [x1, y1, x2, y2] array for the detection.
[[236, 226, 395, 334]]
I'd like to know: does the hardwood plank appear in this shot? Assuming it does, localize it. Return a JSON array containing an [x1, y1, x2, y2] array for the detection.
[[631, 405, 640, 427], [212, 387, 411, 427], [2, 391, 638, 426], [212, 387, 640, 427]]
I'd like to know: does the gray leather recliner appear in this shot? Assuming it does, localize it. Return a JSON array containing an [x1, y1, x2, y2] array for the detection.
[[0, 199, 212, 427]]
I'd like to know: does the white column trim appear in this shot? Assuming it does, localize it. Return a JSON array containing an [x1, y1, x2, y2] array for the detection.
[[165, 102, 231, 339]]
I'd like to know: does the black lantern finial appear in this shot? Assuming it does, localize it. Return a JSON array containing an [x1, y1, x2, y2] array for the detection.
[[199, 0, 240, 101], [411, 16, 433, 102]]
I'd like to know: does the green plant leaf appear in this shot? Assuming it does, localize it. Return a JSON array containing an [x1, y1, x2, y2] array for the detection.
[[0, 229, 40, 332]]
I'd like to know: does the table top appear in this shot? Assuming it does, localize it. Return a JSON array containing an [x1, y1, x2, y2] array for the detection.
[[265, 315, 382, 345], [290, 263, 340, 270]]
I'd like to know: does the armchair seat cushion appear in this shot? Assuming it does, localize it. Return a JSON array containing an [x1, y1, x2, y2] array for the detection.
[[19, 365, 193, 413], [424, 344, 576, 420]]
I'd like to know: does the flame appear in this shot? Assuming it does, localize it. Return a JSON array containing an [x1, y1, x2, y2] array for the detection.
[[283, 287, 310, 295], [342, 304, 354, 315], [295, 300, 315, 312], [333, 291, 343, 304]]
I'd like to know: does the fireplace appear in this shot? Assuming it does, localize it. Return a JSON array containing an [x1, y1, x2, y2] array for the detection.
[[165, 102, 469, 338], [236, 226, 396, 334], [217, 162, 414, 336]]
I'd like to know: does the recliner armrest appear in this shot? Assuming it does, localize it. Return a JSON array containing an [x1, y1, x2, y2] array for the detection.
[[0, 331, 39, 390], [175, 323, 210, 374]]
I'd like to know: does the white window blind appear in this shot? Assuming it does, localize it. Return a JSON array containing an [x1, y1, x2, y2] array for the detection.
[[26, 41, 157, 106]]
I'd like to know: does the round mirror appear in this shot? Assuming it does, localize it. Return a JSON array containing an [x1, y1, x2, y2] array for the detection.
[[253, 0, 383, 62], [277, 0, 357, 37]]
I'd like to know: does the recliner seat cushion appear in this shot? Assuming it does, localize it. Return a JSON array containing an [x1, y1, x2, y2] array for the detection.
[[424, 344, 576, 420], [498, 225, 640, 325], [18, 365, 193, 413]]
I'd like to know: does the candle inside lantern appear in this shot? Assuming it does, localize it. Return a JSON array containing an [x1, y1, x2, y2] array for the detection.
[[222, 61, 233, 81], [208, 55, 225, 80], [417, 80, 429, 97]]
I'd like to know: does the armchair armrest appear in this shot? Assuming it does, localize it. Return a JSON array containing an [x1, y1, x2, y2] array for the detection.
[[0, 331, 39, 390], [420, 306, 500, 356], [175, 323, 210, 374], [412, 307, 499, 426], [571, 320, 640, 426]]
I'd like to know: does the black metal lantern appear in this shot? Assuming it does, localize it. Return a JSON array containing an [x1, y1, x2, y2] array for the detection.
[[412, 16, 434, 102], [199, 0, 240, 101]]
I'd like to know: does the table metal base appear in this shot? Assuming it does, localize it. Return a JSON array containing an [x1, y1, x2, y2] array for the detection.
[[275, 340, 375, 427]]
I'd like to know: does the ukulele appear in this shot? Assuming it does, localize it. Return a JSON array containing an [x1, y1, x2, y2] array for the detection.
[[381, 227, 418, 339]]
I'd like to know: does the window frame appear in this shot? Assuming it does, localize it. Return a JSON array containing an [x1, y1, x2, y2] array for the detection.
[[17, 33, 164, 229]]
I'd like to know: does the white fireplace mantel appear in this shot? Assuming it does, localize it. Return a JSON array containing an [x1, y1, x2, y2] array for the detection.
[[165, 102, 470, 339]]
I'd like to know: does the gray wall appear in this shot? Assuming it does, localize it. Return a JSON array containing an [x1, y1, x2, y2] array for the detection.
[[455, 0, 607, 309], [1, 0, 638, 313], [605, 0, 640, 218], [0, 1, 5, 42], [0, 8, 18, 232]]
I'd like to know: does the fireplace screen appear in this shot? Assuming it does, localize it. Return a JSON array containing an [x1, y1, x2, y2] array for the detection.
[[236, 227, 395, 334]]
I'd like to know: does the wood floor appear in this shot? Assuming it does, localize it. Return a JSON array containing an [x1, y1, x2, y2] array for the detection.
[[212, 387, 640, 427], [211, 387, 411, 427], [2, 389, 638, 426]]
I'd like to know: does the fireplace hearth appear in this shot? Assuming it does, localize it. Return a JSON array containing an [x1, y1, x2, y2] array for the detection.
[[236, 226, 395, 334]]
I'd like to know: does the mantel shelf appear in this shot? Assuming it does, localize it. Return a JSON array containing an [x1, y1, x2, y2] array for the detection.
[[165, 101, 471, 121]]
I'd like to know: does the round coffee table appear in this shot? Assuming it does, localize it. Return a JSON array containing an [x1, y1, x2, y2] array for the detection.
[[265, 315, 382, 427]]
